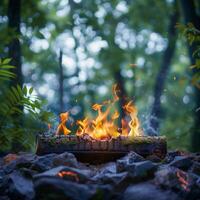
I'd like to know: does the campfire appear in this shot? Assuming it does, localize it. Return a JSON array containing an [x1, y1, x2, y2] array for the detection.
[[55, 84, 142, 140], [36, 85, 167, 163]]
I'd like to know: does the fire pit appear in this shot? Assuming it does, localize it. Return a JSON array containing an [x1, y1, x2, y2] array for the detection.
[[36, 85, 167, 164]]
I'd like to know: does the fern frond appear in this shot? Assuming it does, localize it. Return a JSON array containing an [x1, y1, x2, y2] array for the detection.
[[0, 58, 15, 81]]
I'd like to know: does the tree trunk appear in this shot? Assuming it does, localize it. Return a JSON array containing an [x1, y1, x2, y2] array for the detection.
[[180, 0, 200, 151], [7, 0, 23, 152], [114, 70, 126, 121], [149, 2, 179, 135], [59, 50, 64, 112], [8, 0, 22, 87]]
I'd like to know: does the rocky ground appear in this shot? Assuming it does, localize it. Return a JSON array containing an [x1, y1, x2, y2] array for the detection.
[[0, 151, 200, 200]]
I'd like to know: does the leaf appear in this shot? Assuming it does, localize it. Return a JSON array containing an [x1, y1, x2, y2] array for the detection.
[[12, 107, 24, 114], [29, 87, 34, 95], [0, 70, 15, 78], [11, 86, 21, 101], [0, 65, 15, 69], [17, 84, 23, 97], [36, 31, 45, 39], [2, 58, 12, 64], [7, 89, 18, 104], [23, 86, 28, 96], [34, 100, 41, 109]]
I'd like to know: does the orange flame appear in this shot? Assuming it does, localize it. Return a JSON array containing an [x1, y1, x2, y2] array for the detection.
[[56, 85, 142, 140], [56, 112, 71, 135], [123, 101, 142, 138], [76, 103, 120, 140]]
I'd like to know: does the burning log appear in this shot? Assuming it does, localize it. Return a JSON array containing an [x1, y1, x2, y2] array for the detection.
[[36, 135, 167, 163]]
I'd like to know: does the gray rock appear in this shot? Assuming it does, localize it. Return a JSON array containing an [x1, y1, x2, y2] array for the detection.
[[0, 196, 10, 200], [130, 161, 157, 176], [34, 176, 96, 200], [8, 170, 35, 200], [52, 152, 78, 168], [117, 158, 157, 181], [125, 152, 145, 163], [164, 151, 186, 163], [98, 162, 117, 174], [30, 153, 57, 172], [116, 152, 145, 173], [123, 183, 180, 200], [155, 166, 198, 194], [190, 162, 200, 176], [0, 169, 5, 182], [34, 166, 92, 183], [155, 167, 183, 190], [0, 174, 9, 196], [197, 177, 200, 188], [31, 152, 79, 172], [3, 154, 36, 174], [169, 156, 192, 170], [93, 171, 128, 185]]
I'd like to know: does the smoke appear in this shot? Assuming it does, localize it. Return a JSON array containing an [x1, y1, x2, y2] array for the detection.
[[140, 113, 159, 136]]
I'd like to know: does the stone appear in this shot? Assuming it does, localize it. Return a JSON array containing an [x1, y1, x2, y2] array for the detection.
[[52, 152, 78, 168], [190, 162, 200, 176], [0, 196, 10, 200], [0, 174, 9, 196], [155, 167, 184, 190], [34, 166, 92, 183], [154, 166, 198, 194], [93, 171, 128, 185], [197, 177, 200, 188], [116, 152, 144, 173], [31, 152, 79, 172], [2, 153, 37, 174], [125, 151, 145, 163], [0, 169, 5, 178], [164, 151, 190, 164], [169, 156, 193, 170], [3, 154, 19, 165], [117, 159, 157, 181], [123, 182, 180, 200], [8, 170, 35, 200], [3, 157, 33, 174], [92, 185, 113, 200], [97, 162, 117, 174], [30, 153, 57, 172], [34, 176, 96, 200]]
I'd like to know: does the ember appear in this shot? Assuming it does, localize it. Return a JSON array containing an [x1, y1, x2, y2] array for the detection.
[[56, 84, 143, 141], [176, 170, 189, 192], [57, 171, 79, 182]]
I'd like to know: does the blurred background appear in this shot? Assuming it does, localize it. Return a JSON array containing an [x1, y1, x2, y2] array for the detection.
[[0, 0, 200, 152]]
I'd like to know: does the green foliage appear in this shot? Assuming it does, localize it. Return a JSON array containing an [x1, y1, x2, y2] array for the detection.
[[0, 58, 54, 152], [176, 23, 200, 89], [176, 23, 200, 45], [0, 58, 15, 80]]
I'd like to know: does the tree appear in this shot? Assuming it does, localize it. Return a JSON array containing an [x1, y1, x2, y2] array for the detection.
[[8, 0, 22, 87], [149, 1, 179, 135], [59, 49, 64, 112], [180, 0, 200, 151]]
